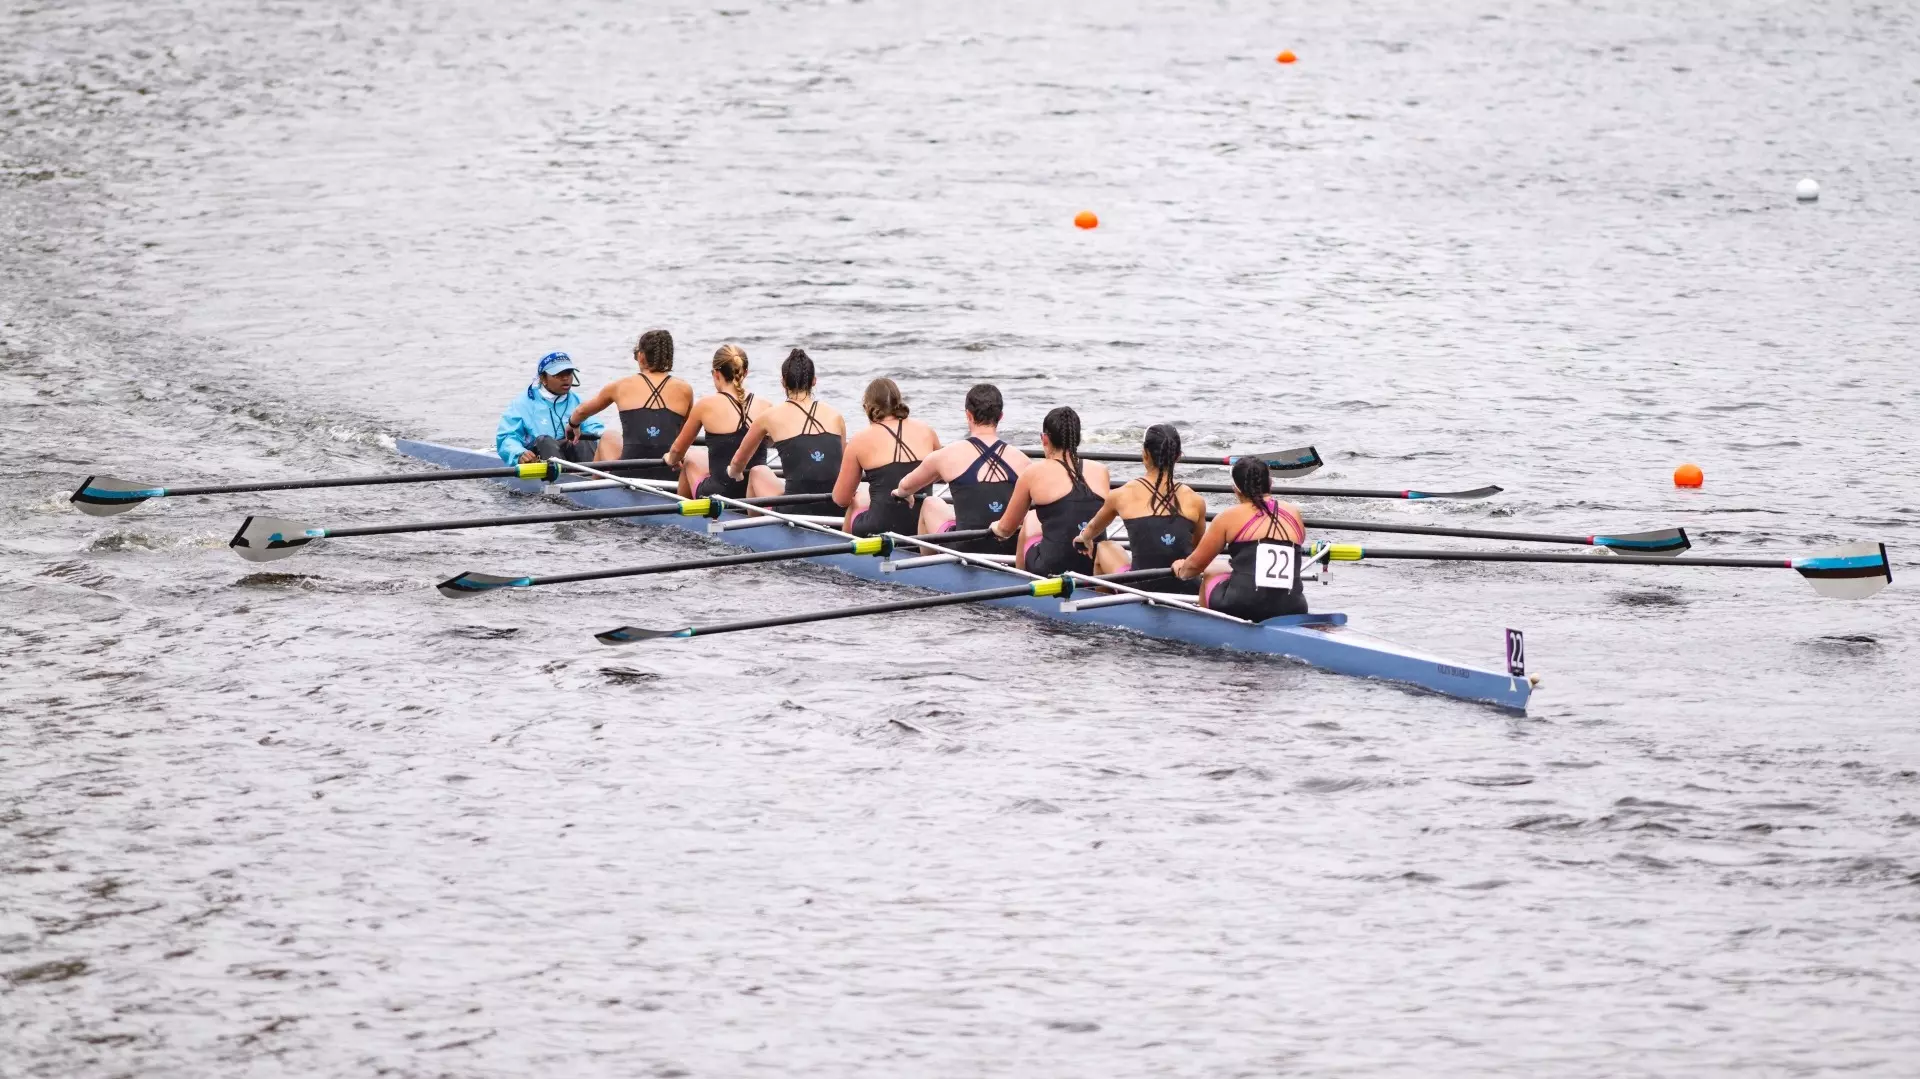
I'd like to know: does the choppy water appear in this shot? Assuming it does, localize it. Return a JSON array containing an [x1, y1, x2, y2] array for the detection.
[[4, 1, 1918, 1075]]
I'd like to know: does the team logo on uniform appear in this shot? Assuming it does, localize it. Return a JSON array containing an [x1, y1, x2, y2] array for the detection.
[[645, 426, 661, 437], [989, 501, 1004, 513], [1159, 533, 1176, 546], [810, 450, 825, 462]]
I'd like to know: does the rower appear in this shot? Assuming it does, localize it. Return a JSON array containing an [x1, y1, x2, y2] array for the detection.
[[1173, 457, 1309, 619], [495, 352, 605, 465], [662, 344, 774, 500], [1073, 423, 1207, 594], [569, 328, 691, 476], [988, 406, 1109, 574], [834, 377, 940, 537], [892, 383, 1031, 554], [728, 349, 846, 513]]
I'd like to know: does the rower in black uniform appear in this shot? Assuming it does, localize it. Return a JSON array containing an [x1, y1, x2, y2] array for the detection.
[[662, 342, 772, 501], [989, 405, 1110, 574], [1175, 457, 1310, 619], [568, 328, 691, 477], [1075, 423, 1208, 594], [728, 349, 847, 514], [835, 377, 941, 538], [895, 383, 1032, 555]]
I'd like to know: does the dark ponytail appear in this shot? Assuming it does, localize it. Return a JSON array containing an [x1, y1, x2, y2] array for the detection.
[[781, 348, 815, 395], [1232, 456, 1279, 524], [1042, 406, 1084, 483], [1142, 423, 1181, 513]]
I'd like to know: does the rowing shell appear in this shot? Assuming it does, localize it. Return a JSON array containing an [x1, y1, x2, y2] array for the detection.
[[397, 440, 1534, 711]]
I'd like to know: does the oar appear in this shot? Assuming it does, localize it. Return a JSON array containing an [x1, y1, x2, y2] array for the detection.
[[597, 568, 1174, 643], [440, 529, 999, 597], [227, 492, 834, 564], [1321, 541, 1893, 599], [1185, 482, 1503, 501], [70, 457, 672, 517], [1306, 519, 1690, 554], [1022, 445, 1323, 477]]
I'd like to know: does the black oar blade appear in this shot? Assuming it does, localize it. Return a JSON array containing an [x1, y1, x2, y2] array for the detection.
[[70, 475, 163, 517], [1256, 446, 1322, 478], [1794, 542, 1892, 599], [596, 625, 690, 645], [1594, 527, 1690, 555], [1406, 485, 1503, 501], [229, 516, 322, 562], [437, 572, 535, 598]]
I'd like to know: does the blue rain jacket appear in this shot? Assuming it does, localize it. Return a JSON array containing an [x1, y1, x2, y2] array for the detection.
[[495, 383, 605, 464]]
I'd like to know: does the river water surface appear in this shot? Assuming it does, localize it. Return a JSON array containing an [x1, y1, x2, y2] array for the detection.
[[3, 1, 1918, 1076]]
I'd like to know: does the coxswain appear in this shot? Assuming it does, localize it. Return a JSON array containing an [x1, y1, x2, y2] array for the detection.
[[728, 349, 846, 513], [1073, 422, 1207, 593], [1173, 457, 1309, 619], [662, 343, 774, 500], [568, 328, 691, 475], [892, 383, 1031, 553], [989, 405, 1109, 574], [834, 377, 940, 536], [494, 352, 605, 465]]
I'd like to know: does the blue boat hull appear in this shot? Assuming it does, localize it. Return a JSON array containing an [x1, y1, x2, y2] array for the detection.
[[398, 440, 1532, 711]]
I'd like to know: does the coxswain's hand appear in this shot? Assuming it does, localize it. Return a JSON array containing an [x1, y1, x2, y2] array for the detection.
[[519, 449, 538, 464]]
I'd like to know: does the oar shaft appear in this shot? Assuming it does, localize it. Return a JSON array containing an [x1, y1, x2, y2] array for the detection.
[[159, 457, 674, 498], [660, 568, 1173, 639], [1187, 482, 1501, 500], [322, 492, 825, 539], [1023, 449, 1308, 467], [532, 529, 998, 587], [1336, 546, 1792, 569], [1305, 518, 1593, 545]]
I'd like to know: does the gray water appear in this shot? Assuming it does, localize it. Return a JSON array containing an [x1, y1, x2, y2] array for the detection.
[[4, 2, 1918, 1075]]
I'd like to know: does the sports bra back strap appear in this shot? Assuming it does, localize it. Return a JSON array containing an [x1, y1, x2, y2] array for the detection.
[[640, 373, 669, 411]]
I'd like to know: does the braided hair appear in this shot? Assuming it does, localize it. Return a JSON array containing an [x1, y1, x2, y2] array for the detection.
[[781, 348, 815, 395], [1231, 456, 1281, 528], [1142, 423, 1182, 515], [635, 329, 674, 373], [1042, 406, 1085, 485]]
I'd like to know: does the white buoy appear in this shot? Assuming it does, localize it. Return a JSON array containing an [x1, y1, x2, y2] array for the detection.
[[1796, 178, 1820, 202]]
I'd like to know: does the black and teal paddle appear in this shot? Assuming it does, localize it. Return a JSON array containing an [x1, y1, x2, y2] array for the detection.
[[1318, 541, 1893, 599], [70, 456, 673, 517], [1024, 445, 1323, 477], [1184, 481, 1502, 500], [596, 568, 1173, 643], [1305, 519, 1690, 554], [227, 492, 836, 563], [440, 529, 999, 597]]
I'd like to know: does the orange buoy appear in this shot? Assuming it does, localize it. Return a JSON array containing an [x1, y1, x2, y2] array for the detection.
[[1276, 50, 1297, 64], [1673, 463, 1704, 488], [1074, 210, 1099, 230]]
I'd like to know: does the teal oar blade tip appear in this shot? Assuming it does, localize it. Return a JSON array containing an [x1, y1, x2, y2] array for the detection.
[[594, 626, 689, 645], [229, 516, 323, 563], [1594, 527, 1690, 555], [70, 475, 165, 517], [436, 572, 535, 598]]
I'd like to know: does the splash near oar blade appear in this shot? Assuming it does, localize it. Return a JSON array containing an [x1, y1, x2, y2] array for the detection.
[[71, 475, 167, 516], [229, 516, 326, 563], [1793, 542, 1893, 599]]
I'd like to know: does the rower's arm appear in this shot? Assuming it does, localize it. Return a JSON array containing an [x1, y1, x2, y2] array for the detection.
[[664, 399, 704, 468], [893, 452, 943, 498], [728, 417, 770, 480], [990, 471, 1036, 540], [831, 432, 864, 508], [1075, 490, 1124, 551], [569, 385, 616, 427], [1176, 514, 1232, 578]]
